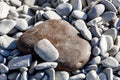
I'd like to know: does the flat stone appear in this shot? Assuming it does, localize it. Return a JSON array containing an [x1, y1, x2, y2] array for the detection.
[[113, 0, 120, 7], [0, 35, 17, 49], [43, 11, 61, 19], [0, 63, 9, 74], [0, 2, 10, 19], [86, 70, 100, 80], [69, 73, 86, 80], [20, 71, 28, 80], [55, 71, 69, 80], [71, 0, 82, 10], [101, 57, 119, 68], [72, 10, 87, 20], [18, 19, 91, 71], [104, 28, 117, 40], [0, 74, 7, 80], [115, 36, 120, 48], [99, 73, 107, 80], [114, 18, 120, 29], [34, 39, 59, 61], [56, 3, 72, 16], [87, 4, 105, 20], [115, 52, 120, 63], [101, 0, 117, 12], [0, 19, 16, 35], [10, 0, 22, 7], [35, 62, 58, 70], [8, 54, 32, 70], [103, 68, 113, 80], [15, 18, 29, 31]]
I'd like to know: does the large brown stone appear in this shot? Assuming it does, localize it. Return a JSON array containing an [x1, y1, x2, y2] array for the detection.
[[18, 19, 91, 71]]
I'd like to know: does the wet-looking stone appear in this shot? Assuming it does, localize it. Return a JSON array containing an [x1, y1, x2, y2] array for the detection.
[[18, 19, 91, 71]]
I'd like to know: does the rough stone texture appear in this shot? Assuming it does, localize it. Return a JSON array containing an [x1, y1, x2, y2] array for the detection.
[[18, 19, 91, 71]]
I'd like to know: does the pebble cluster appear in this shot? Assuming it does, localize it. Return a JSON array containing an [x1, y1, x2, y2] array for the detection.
[[0, 0, 120, 80]]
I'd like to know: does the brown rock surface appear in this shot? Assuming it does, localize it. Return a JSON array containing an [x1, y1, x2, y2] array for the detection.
[[18, 19, 91, 71]]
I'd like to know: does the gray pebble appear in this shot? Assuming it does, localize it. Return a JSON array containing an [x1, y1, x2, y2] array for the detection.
[[8, 10, 19, 19], [104, 28, 117, 40], [0, 48, 10, 57], [71, 0, 82, 10], [35, 62, 58, 70], [115, 52, 120, 63], [20, 67, 28, 72], [102, 11, 116, 22], [10, 0, 22, 7], [113, 0, 120, 7], [88, 4, 105, 20], [85, 64, 98, 72], [42, 75, 48, 80], [114, 18, 120, 29], [23, 0, 36, 6], [101, 57, 119, 68], [99, 73, 107, 80], [13, 32, 23, 39], [86, 70, 100, 80], [8, 72, 19, 80], [8, 54, 32, 70], [29, 61, 38, 74], [92, 46, 101, 56], [15, 18, 29, 31], [91, 37, 99, 47], [34, 38, 59, 62], [69, 73, 86, 80], [0, 19, 16, 35], [90, 26, 101, 38], [115, 36, 120, 48], [108, 45, 119, 56], [103, 68, 113, 80], [104, 35, 113, 51], [45, 68, 55, 80], [113, 76, 120, 80], [56, 3, 72, 16], [55, 71, 69, 80], [0, 55, 4, 63], [43, 11, 61, 19], [72, 10, 87, 20], [89, 56, 101, 65], [20, 71, 28, 80], [0, 63, 9, 73], [15, 73, 21, 80], [101, 0, 117, 12], [34, 72, 44, 80], [0, 74, 7, 80], [0, 2, 10, 19], [8, 28, 18, 35], [0, 35, 17, 49]]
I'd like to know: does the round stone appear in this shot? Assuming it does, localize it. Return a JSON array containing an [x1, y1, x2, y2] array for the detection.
[[56, 3, 73, 16], [55, 71, 69, 80], [18, 19, 91, 71], [87, 4, 105, 20], [92, 46, 101, 56]]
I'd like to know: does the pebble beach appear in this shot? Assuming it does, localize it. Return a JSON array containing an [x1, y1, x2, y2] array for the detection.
[[0, 0, 120, 80]]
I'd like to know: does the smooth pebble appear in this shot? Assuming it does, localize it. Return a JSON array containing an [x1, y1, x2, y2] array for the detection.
[[69, 73, 86, 80], [0, 55, 4, 63], [20, 71, 28, 80], [115, 36, 120, 48], [113, 0, 120, 7], [115, 52, 120, 63], [8, 54, 32, 70], [0, 63, 9, 73], [28, 61, 38, 74], [23, 0, 36, 6], [89, 56, 101, 65], [20, 67, 28, 72], [90, 26, 101, 38], [0, 74, 7, 80], [103, 68, 113, 80], [92, 46, 101, 56], [71, 0, 82, 10], [8, 72, 19, 80], [101, 57, 119, 68], [55, 71, 69, 80], [99, 73, 107, 80], [45, 68, 55, 80], [91, 37, 99, 47], [114, 18, 120, 29], [108, 45, 119, 56], [10, 0, 22, 7], [85, 64, 98, 72], [0, 48, 10, 57], [34, 38, 59, 62], [34, 72, 44, 80]]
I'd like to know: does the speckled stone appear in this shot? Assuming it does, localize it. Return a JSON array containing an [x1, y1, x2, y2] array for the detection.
[[18, 19, 91, 71]]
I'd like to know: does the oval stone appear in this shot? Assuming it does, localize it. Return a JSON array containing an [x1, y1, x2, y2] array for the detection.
[[18, 19, 91, 71]]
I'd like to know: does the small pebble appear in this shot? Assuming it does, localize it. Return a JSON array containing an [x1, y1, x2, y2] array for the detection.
[[13, 32, 23, 39], [99, 73, 107, 80], [0, 2, 10, 19], [8, 10, 19, 19], [0, 55, 4, 63], [91, 37, 99, 47], [114, 18, 120, 29], [34, 72, 44, 80], [0, 19, 16, 35], [69, 73, 86, 80], [8, 72, 19, 80], [15, 18, 29, 31], [28, 61, 38, 74], [20, 71, 28, 80], [45, 68, 55, 80], [0, 48, 10, 57], [20, 67, 28, 72], [89, 56, 101, 65], [113, 76, 120, 80], [101, 57, 119, 68], [115, 52, 120, 63], [0, 35, 17, 49], [85, 64, 98, 72], [72, 10, 87, 20], [42, 75, 48, 80], [90, 26, 101, 38], [15, 73, 21, 80], [71, 0, 82, 10], [0, 63, 9, 73], [23, 0, 36, 6], [86, 70, 100, 80], [55, 71, 69, 80], [87, 4, 105, 20], [0, 74, 7, 80], [92, 46, 101, 56], [34, 38, 59, 62], [103, 68, 113, 80], [115, 36, 120, 48], [10, 0, 22, 7], [43, 11, 61, 19], [108, 45, 119, 56], [112, 0, 120, 7], [56, 3, 73, 16], [35, 62, 58, 70], [8, 54, 32, 70]]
